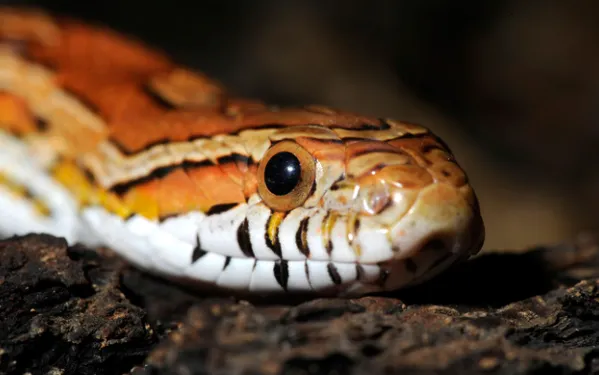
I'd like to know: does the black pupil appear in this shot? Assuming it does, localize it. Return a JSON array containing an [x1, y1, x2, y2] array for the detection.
[[264, 151, 301, 196]]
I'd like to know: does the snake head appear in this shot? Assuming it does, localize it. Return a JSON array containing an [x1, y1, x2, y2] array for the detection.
[[254, 115, 484, 295]]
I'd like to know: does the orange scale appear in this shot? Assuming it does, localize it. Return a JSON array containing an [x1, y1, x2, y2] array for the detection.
[[0, 93, 37, 135], [184, 164, 245, 208], [156, 167, 211, 218], [121, 178, 160, 220], [217, 160, 246, 187], [294, 137, 345, 161], [242, 164, 259, 199]]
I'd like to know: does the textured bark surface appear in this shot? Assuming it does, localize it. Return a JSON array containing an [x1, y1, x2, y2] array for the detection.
[[1, 234, 599, 375]]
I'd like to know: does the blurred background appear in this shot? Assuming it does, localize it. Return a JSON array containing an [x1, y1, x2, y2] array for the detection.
[[2, 0, 599, 252]]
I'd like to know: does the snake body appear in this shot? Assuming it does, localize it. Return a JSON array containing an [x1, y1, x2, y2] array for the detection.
[[0, 8, 484, 297]]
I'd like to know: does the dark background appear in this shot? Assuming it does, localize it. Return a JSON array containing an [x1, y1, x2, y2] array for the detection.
[[3, 0, 599, 252]]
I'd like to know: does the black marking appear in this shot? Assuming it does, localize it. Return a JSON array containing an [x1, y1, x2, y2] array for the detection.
[[273, 260, 289, 291], [327, 263, 342, 285], [107, 153, 255, 198], [328, 175, 346, 191], [369, 162, 390, 173], [207, 203, 239, 216], [143, 83, 177, 110], [191, 235, 207, 263], [295, 217, 310, 257], [377, 118, 393, 130], [341, 137, 376, 143], [62, 87, 102, 114], [35, 117, 48, 132], [82, 167, 97, 185], [6, 128, 23, 138], [109, 160, 213, 196], [304, 261, 311, 287], [158, 213, 180, 223], [378, 268, 390, 286], [307, 179, 317, 200], [264, 214, 283, 258], [349, 146, 406, 158], [324, 120, 391, 131], [430, 133, 454, 154], [325, 239, 333, 256], [355, 264, 365, 281], [390, 131, 429, 141], [380, 133, 423, 145], [269, 136, 343, 148], [420, 143, 445, 155], [108, 114, 399, 159], [354, 218, 361, 234], [124, 213, 136, 221], [188, 123, 288, 141], [109, 137, 171, 156], [21, 48, 57, 70], [358, 122, 389, 131], [21, 188, 34, 201], [405, 259, 418, 273], [219, 153, 253, 166], [110, 124, 286, 156], [223, 256, 231, 270], [237, 218, 254, 257], [108, 118, 420, 158], [323, 212, 334, 256]]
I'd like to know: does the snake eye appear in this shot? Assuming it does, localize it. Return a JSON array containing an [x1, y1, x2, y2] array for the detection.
[[264, 152, 301, 196], [257, 141, 316, 212]]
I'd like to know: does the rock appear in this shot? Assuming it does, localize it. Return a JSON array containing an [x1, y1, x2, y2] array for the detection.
[[2, 233, 599, 375], [0, 234, 157, 375]]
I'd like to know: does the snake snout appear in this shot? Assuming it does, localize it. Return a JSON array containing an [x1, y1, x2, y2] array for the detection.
[[358, 181, 484, 291], [388, 182, 484, 262]]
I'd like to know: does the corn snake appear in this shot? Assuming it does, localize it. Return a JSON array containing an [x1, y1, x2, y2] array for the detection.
[[0, 8, 485, 297]]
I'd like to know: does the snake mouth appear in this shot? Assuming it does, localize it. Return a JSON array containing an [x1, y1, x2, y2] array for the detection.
[[344, 226, 484, 297]]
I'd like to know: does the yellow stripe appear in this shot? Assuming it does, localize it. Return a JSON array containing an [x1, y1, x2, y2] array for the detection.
[[346, 212, 361, 257], [51, 161, 131, 218], [322, 212, 339, 252], [0, 172, 51, 216], [267, 212, 286, 245]]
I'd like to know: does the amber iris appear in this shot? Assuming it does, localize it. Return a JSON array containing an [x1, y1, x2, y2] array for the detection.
[[257, 140, 316, 212], [264, 151, 301, 196]]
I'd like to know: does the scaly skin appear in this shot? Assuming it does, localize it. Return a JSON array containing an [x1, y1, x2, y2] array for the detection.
[[0, 7, 484, 297]]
